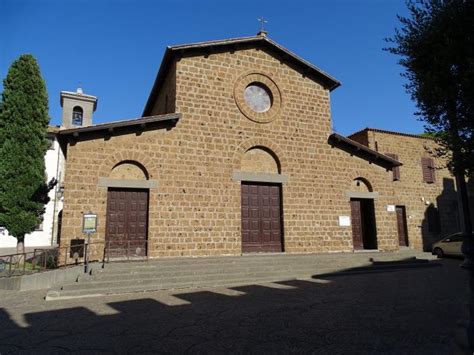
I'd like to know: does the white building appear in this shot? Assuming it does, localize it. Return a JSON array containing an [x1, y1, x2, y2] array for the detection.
[[0, 128, 63, 248], [0, 87, 97, 249]]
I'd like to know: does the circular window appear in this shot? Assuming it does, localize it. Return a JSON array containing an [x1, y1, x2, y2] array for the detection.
[[244, 83, 273, 113], [234, 72, 282, 124]]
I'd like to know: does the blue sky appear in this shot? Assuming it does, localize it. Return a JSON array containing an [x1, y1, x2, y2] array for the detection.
[[0, 0, 422, 136]]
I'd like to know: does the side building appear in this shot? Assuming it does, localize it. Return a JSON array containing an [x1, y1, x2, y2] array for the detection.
[[0, 126, 63, 249], [0, 87, 97, 250], [348, 128, 464, 251]]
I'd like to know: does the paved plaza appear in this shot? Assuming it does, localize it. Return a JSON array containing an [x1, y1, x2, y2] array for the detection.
[[0, 258, 471, 354]]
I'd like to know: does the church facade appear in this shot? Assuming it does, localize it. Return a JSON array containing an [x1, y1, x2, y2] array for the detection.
[[56, 34, 462, 260]]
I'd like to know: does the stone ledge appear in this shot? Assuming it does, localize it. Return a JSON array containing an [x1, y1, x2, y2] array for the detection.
[[345, 191, 379, 199], [232, 171, 289, 184], [98, 178, 157, 189]]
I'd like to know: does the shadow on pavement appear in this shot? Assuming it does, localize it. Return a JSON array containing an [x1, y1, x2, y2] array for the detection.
[[314, 257, 442, 278], [0, 259, 468, 354]]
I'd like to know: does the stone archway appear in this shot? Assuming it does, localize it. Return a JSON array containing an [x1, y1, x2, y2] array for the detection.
[[233, 138, 286, 173], [99, 153, 155, 259], [241, 146, 281, 174], [237, 145, 284, 253], [348, 177, 378, 250]]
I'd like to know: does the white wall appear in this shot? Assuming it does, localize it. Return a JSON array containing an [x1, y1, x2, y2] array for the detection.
[[0, 135, 62, 249]]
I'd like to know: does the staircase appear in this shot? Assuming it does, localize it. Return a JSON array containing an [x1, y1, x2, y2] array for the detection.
[[45, 250, 438, 300]]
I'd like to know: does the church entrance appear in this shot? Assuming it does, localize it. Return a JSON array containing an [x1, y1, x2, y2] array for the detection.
[[241, 182, 283, 253], [396, 205, 409, 246], [105, 188, 149, 258], [350, 198, 377, 250]]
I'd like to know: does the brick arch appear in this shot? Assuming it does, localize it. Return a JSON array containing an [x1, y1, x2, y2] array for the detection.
[[100, 150, 156, 179], [233, 138, 286, 173]]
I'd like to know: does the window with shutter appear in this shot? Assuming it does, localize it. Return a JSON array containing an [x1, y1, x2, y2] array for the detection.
[[421, 157, 435, 183], [385, 153, 400, 181]]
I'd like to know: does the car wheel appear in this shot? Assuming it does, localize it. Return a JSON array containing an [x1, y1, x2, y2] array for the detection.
[[433, 247, 444, 258]]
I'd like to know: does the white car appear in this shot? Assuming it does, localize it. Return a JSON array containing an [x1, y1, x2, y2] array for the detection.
[[432, 233, 463, 258]]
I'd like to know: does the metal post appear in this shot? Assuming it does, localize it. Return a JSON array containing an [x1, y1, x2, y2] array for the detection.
[[84, 233, 91, 273]]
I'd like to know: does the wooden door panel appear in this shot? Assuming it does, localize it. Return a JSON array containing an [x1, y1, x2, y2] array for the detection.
[[351, 200, 364, 250], [396, 206, 408, 246], [106, 188, 149, 257], [241, 183, 282, 252]]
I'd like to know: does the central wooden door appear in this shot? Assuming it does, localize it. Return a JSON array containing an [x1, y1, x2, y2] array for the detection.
[[396, 206, 409, 246], [350, 198, 377, 250], [105, 188, 149, 257], [241, 183, 282, 253]]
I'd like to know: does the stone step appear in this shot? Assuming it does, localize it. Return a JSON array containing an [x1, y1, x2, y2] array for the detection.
[[92, 254, 433, 277], [46, 275, 306, 300], [89, 261, 331, 279], [71, 258, 436, 286], [46, 251, 438, 300], [46, 260, 438, 301], [61, 266, 333, 291], [98, 253, 434, 273]]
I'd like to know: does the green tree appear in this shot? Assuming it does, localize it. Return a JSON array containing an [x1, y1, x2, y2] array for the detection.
[[0, 54, 54, 254], [386, 0, 474, 261]]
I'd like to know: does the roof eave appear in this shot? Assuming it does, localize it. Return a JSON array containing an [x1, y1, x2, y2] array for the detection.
[[328, 133, 402, 170], [58, 113, 181, 138]]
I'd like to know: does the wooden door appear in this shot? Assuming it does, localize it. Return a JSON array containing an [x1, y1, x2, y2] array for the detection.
[[350, 199, 364, 249], [396, 206, 408, 246], [106, 188, 148, 257], [241, 183, 282, 253]]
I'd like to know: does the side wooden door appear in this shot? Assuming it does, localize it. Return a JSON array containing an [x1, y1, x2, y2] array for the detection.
[[350, 199, 364, 250], [396, 206, 408, 246]]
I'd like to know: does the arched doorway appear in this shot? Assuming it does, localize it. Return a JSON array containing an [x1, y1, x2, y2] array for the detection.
[[239, 147, 283, 253], [349, 178, 378, 250], [105, 161, 150, 258]]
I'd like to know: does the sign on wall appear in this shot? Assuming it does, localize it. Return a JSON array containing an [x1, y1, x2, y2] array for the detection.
[[82, 213, 97, 234], [387, 205, 396, 212], [338, 216, 351, 227]]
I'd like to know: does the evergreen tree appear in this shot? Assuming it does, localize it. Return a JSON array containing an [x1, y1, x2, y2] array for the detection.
[[0, 54, 53, 253], [386, 0, 474, 263]]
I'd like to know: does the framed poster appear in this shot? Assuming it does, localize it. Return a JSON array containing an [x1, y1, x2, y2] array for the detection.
[[82, 213, 97, 234], [338, 216, 351, 227]]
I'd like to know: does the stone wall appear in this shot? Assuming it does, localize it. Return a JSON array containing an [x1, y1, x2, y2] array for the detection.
[[351, 129, 460, 250], [59, 44, 437, 260]]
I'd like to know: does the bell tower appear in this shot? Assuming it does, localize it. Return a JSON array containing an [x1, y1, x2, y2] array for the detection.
[[60, 87, 97, 128]]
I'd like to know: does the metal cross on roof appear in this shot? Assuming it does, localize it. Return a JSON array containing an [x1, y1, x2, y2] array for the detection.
[[257, 16, 268, 32]]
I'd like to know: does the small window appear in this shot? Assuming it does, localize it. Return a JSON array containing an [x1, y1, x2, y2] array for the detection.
[[421, 157, 436, 183], [385, 153, 400, 181], [72, 106, 83, 126], [47, 137, 54, 150], [35, 221, 43, 231]]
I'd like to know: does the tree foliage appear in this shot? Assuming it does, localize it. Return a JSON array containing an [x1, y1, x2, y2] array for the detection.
[[0, 54, 53, 244], [385, 0, 474, 175]]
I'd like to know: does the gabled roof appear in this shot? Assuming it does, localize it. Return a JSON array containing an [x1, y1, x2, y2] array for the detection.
[[142, 34, 341, 116], [328, 133, 402, 170], [348, 127, 434, 141]]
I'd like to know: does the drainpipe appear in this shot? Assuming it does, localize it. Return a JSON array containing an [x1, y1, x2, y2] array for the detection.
[[51, 138, 61, 246]]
